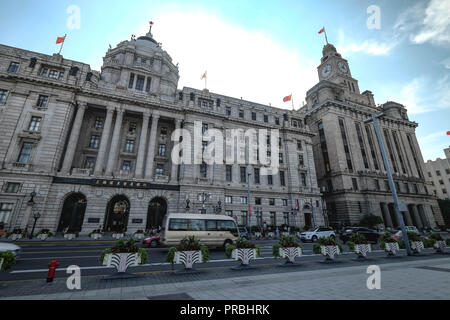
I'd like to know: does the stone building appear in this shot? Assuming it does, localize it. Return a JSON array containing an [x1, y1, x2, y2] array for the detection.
[[0, 25, 324, 235], [425, 146, 450, 200], [299, 43, 444, 230]]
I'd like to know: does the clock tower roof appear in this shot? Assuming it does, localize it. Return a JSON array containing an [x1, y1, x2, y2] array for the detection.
[[322, 43, 337, 57]]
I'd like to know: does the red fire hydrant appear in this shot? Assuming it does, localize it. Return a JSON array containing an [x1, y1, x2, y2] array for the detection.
[[47, 259, 60, 283]]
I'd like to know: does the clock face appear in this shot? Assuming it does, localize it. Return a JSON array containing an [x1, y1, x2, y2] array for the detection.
[[338, 61, 348, 73], [321, 64, 332, 78]]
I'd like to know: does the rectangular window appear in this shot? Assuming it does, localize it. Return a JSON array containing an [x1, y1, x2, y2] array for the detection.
[[28, 116, 41, 132], [365, 126, 380, 171], [255, 198, 261, 205], [241, 211, 248, 226], [283, 212, 289, 225], [352, 178, 358, 190], [7, 62, 19, 73], [158, 144, 166, 157], [439, 180, 444, 185], [240, 197, 248, 204], [169, 218, 188, 231], [226, 107, 232, 116], [254, 168, 260, 184], [240, 167, 247, 183], [318, 122, 331, 173], [428, 172, 432, 178], [270, 212, 276, 226], [125, 140, 135, 153], [269, 198, 275, 206], [202, 123, 208, 135], [355, 122, 369, 169], [0, 203, 14, 224], [122, 160, 132, 171], [4, 183, 20, 193], [37, 95, 49, 108], [145, 77, 151, 92], [135, 75, 145, 91], [225, 210, 233, 217], [128, 122, 137, 134], [239, 110, 244, 118], [58, 71, 64, 80], [300, 173, 307, 186], [189, 219, 206, 231], [252, 112, 257, 120], [339, 118, 353, 172], [225, 196, 232, 204], [446, 169, 450, 175], [436, 170, 441, 176], [282, 199, 288, 206], [413, 184, 419, 194], [85, 157, 96, 169], [268, 175, 273, 185], [374, 179, 380, 191], [18, 142, 33, 163], [275, 117, 280, 125], [280, 170, 286, 186], [279, 153, 284, 164], [298, 155, 304, 166], [297, 140, 303, 150], [226, 165, 232, 182], [128, 73, 135, 89], [404, 183, 410, 193], [0, 89, 8, 103], [89, 135, 100, 149], [94, 117, 104, 129], [48, 70, 59, 79], [160, 127, 168, 138], [156, 164, 164, 176], [40, 67, 48, 76], [199, 99, 213, 108], [392, 131, 407, 174], [264, 115, 268, 123], [200, 162, 207, 178], [384, 130, 398, 173]]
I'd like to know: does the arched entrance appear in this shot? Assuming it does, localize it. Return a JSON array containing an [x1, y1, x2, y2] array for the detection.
[[104, 195, 130, 232], [57, 193, 87, 233], [147, 197, 167, 230]]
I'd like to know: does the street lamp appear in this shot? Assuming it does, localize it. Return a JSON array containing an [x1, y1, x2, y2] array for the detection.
[[247, 172, 252, 240], [28, 191, 36, 206], [185, 198, 190, 212], [200, 192, 210, 214], [364, 113, 412, 256], [30, 211, 40, 239], [213, 200, 222, 214]]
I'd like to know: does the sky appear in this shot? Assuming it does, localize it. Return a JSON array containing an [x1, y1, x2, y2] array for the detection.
[[0, 0, 449, 161]]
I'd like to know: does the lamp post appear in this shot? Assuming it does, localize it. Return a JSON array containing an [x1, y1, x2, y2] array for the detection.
[[364, 113, 412, 256], [30, 211, 40, 239], [247, 172, 252, 240], [185, 198, 190, 212], [200, 192, 210, 214], [213, 200, 222, 214], [21, 191, 37, 231]]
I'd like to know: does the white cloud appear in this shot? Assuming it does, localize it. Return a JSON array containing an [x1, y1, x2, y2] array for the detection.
[[394, 0, 450, 47], [336, 28, 397, 56], [442, 57, 450, 69], [417, 131, 449, 161], [132, 11, 317, 109]]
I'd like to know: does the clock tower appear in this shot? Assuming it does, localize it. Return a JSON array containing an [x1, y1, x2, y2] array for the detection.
[[317, 43, 360, 94]]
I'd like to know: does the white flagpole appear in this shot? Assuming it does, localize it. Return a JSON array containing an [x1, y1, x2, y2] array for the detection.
[[58, 34, 66, 55]]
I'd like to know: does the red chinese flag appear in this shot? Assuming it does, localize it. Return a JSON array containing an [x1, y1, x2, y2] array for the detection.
[[283, 94, 292, 103], [318, 27, 325, 34], [447, 131, 450, 135], [249, 204, 252, 217], [56, 35, 66, 44]]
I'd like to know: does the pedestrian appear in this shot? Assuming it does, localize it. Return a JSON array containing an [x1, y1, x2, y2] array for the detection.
[[276, 227, 280, 239]]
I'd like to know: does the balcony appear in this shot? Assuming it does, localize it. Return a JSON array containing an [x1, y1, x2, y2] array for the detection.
[[71, 168, 92, 177], [154, 174, 169, 183]]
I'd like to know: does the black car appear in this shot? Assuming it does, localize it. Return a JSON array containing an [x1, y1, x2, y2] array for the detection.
[[340, 227, 380, 243]]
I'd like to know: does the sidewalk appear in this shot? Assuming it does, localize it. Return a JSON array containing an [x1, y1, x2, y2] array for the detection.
[[2, 256, 450, 300]]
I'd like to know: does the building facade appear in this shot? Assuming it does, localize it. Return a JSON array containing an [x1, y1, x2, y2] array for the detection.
[[0, 26, 324, 235], [425, 146, 450, 200], [300, 43, 444, 230]]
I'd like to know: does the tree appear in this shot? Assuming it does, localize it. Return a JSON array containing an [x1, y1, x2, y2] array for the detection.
[[360, 214, 384, 229]]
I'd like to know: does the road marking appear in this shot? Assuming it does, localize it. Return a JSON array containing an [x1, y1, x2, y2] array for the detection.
[[19, 255, 101, 261]]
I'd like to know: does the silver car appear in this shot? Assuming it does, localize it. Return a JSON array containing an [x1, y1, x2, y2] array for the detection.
[[0, 242, 22, 258]]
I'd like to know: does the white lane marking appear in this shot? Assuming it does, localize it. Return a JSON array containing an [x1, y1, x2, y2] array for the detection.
[[19, 256, 101, 261]]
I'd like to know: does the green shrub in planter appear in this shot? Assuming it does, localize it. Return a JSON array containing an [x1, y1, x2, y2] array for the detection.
[[166, 236, 210, 265], [99, 238, 148, 264], [225, 237, 261, 258], [0, 251, 16, 270], [36, 229, 54, 238], [423, 238, 436, 248], [378, 232, 397, 249], [346, 241, 356, 251], [272, 235, 302, 258], [313, 237, 343, 254], [430, 233, 443, 241]]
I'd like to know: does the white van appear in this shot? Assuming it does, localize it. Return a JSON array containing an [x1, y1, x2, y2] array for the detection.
[[161, 214, 239, 248]]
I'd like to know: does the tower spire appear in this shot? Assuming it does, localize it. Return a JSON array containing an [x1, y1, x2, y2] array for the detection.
[[147, 21, 154, 38]]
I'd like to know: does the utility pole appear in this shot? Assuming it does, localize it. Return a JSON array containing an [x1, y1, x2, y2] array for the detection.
[[364, 113, 413, 256]]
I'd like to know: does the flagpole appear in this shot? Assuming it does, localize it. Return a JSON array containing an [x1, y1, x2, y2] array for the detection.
[[291, 94, 294, 111], [323, 27, 329, 45], [58, 34, 66, 55]]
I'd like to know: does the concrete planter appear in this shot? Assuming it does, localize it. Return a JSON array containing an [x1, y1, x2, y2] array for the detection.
[[254, 232, 262, 239], [90, 233, 103, 240], [411, 241, 424, 254], [354, 244, 372, 258], [231, 248, 258, 265], [64, 233, 77, 240], [102, 252, 141, 273], [279, 247, 302, 263], [36, 233, 49, 241], [434, 240, 446, 253], [112, 233, 125, 240], [133, 233, 145, 240], [10, 234, 22, 241], [174, 251, 203, 269], [384, 242, 400, 255], [320, 245, 340, 260], [267, 232, 274, 239]]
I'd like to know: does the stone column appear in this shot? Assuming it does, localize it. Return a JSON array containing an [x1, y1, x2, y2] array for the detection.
[[412, 205, 424, 229], [61, 102, 87, 174], [135, 111, 150, 178], [403, 209, 414, 226], [381, 203, 393, 228], [94, 106, 114, 176], [145, 112, 160, 180], [105, 106, 125, 176], [170, 119, 182, 183], [21, 200, 34, 230]]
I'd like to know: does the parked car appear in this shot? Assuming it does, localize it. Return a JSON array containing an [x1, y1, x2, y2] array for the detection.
[[339, 227, 380, 243], [238, 227, 249, 240], [142, 235, 161, 248], [300, 227, 336, 242], [393, 226, 420, 240], [0, 242, 21, 258]]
